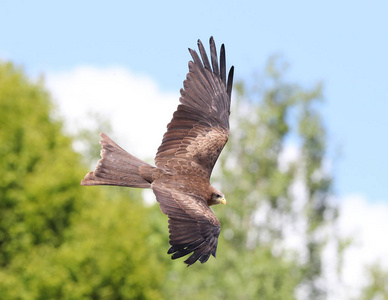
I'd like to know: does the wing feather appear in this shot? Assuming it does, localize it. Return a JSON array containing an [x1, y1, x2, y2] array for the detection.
[[153, 180, 221, 266], [197, 39, 211, 71], [227, 66, 235, 100], [210, 37, 219, 77], [155, 37, 234, 178], [220, 44, 226, 86]]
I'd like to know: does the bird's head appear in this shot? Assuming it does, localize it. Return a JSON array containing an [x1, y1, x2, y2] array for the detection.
[[210, 187, 227, 206]]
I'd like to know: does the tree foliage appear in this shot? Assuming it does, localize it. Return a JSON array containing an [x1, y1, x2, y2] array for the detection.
[[0, 61, 81, 265], [0, 58, 348, 299], [215, 57, 337, 299], [0, 61, 167, 299], [160, 58, 339, 299], [360, 263, 388, 300]]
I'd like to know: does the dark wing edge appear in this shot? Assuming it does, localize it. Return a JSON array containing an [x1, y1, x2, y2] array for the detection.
[[183, 36, 234, 128], [218, 40, 234, 101], [152, 183, 221, 266], [155, 37, 234, 175]]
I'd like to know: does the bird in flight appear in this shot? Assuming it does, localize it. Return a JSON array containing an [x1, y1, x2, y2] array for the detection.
[[81, 37, 234, 266]]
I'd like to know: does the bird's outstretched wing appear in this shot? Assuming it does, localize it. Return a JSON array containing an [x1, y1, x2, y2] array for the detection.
[[155, 37, 234, 179], [152, 180, 221, 266]]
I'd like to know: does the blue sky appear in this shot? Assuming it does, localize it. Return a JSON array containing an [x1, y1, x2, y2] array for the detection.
[[1, 0, 387, 203]]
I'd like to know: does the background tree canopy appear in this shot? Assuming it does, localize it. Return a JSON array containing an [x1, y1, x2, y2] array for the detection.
[[0, 62, 167, 299], [0, 59, 385, 299]]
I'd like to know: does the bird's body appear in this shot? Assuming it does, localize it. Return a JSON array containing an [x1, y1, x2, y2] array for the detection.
[[82, 37, 234, 266]]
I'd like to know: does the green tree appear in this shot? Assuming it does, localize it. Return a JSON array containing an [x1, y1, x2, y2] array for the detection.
[[0, 61, 167, 299], [0, 61, 81, 266], [159, 58, 339, 299], [218, 57, 338, 299], [360, 263, 388, 300], [0, 57, 343, 299]]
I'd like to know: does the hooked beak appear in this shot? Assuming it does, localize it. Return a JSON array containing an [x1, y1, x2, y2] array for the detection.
[[219, 197, 227, 205]]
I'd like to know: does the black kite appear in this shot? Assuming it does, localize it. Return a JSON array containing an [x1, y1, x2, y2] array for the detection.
[[81, 37, 234, 266]]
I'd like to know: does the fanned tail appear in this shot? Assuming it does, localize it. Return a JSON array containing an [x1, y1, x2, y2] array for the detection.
[[81, 132, 153, 188]]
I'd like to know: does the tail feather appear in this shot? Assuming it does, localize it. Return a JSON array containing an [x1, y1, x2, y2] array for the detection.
[[81, 132, 153, 188]]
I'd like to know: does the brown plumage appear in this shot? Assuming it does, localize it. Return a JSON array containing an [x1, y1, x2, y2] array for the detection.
[[81, 37, 234, 266]]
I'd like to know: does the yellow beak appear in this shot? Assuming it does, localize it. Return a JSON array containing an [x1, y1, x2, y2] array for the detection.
[[219, 197, 227, 205]]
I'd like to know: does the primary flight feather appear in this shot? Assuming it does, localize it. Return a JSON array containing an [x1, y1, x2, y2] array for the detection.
[[81, 37, 234, 266]]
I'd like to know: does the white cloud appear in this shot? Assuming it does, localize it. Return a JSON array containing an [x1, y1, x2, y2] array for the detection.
[[46, 65, 179, 160], [278, 142, 300, 172], [339, 195, 388, 295], [321, 194, 388, 299], [277, 145, 388, 298]]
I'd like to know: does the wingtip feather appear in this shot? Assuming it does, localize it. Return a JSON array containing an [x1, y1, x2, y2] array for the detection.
[[227, 65, 234, 99]]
